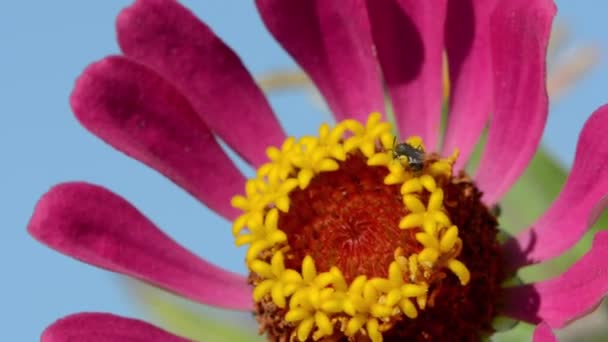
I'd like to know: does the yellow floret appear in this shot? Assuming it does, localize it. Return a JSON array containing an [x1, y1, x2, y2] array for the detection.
[[343, 112, 393, 157]]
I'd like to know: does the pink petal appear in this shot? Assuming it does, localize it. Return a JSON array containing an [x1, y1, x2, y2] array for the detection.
[[504, 105, 608, 270], [28, 182, 252, 311], [533, 322, 558, 342], [502, 231, 608, 328], [473, 0, 555, 204], [71, 56, 243, 221], [256, 0, 385, 122], [441, 0, 496, 168], [42, 312, 190, 342], [366, 0, 447, 151], [116, 0, 284, 167]]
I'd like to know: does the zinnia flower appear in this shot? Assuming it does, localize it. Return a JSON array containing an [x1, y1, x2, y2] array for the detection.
[[29, 0, 608, 341]]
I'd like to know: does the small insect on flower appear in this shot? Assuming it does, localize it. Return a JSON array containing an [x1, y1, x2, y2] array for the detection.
[[392, 137, 426, 172], [491, 204, 502, 218]]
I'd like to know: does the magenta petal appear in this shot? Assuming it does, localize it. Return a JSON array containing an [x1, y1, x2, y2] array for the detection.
[[71, 56, 243, 221], [42, 312, 189, 342], [116, 0, 284, 167], [28, 182, 252, 311], [441, 0, 496, 168], [256, 0, 385, 122], [502, 232, 608, 327], [504, 105, 608, 270], [367, 0, 447, 151], [533, 323, 558, 342], [473, 0, 555, 204]]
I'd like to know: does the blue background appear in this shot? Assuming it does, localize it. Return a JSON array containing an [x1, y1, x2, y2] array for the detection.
[[0, 1, 606, 340]]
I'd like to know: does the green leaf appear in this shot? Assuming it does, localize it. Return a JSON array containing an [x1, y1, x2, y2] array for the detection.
[[122, 279, 262, 342]]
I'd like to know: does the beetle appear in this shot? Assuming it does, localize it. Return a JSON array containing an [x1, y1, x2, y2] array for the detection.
[[391, 138, 425, 172]]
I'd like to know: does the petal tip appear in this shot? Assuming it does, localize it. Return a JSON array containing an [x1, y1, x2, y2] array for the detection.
[[27, 182, 91, 245], [41, 312, 189, 342], [69, 56, 131, 126], [533, 322, 557, 342]]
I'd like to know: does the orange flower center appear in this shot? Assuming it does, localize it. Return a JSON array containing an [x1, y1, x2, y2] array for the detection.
[[280, 152, 417, 282]]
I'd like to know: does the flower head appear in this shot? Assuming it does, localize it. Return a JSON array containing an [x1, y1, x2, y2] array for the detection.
[[29, 0, 608, 341], [235, 113, 507, 341]]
